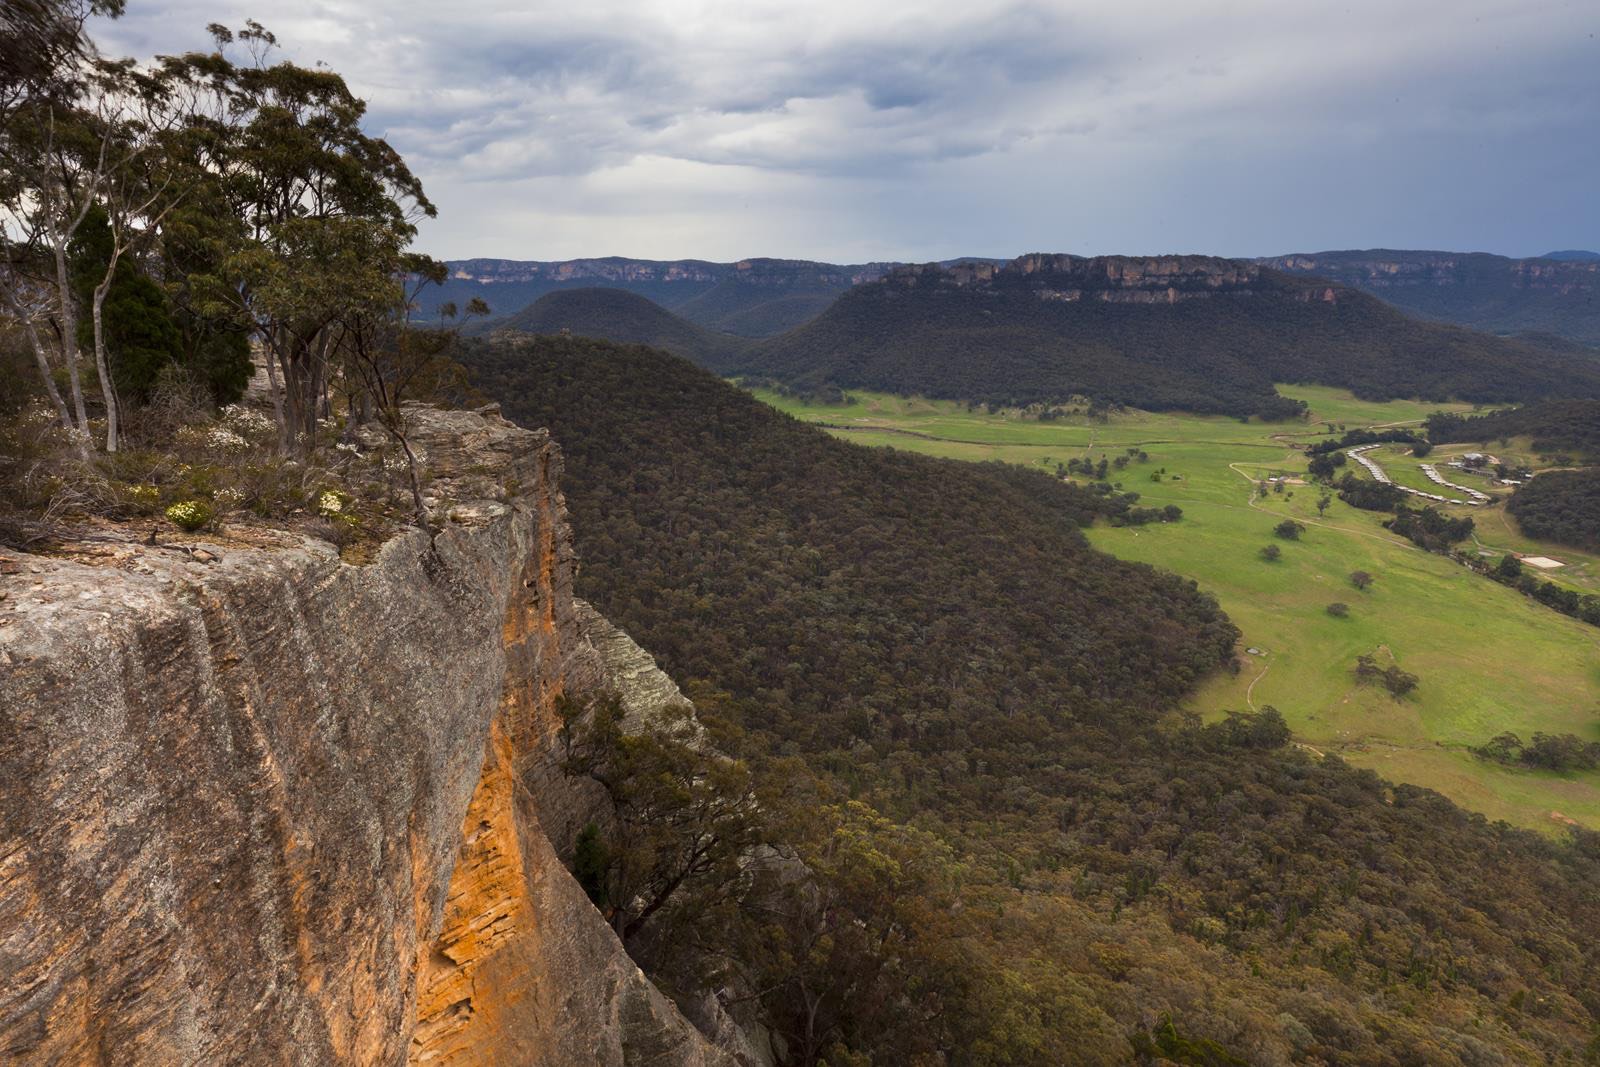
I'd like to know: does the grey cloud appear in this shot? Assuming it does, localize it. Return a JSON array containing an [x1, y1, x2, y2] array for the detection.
[[90, 1, 1599, 260]]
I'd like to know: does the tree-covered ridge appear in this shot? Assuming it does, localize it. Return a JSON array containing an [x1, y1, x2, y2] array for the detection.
[[741, 257, 1600, 419], [463, 333, 1600, 1061], [1426, 401, 1600, 461], [482, 286, 751, 368], [1506, 469, 1600, 551]]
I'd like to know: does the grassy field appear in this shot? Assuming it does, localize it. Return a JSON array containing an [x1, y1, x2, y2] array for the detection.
[[747, 383, 1600, 832]]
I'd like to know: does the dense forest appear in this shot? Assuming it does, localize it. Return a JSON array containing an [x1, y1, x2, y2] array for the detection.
[[1426, 400, 1600, 461], [463, 333, 1600, 1063], [1506, 469, 1600, 550], [740, 259, 1600, 419]]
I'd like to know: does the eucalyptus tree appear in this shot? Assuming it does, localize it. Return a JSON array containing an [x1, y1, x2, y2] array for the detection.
[[157, 22, 436, 454], [1, 5, 187, 451]]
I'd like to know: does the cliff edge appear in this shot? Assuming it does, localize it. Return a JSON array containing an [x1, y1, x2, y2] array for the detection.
[[0, 405, 731, 1066]]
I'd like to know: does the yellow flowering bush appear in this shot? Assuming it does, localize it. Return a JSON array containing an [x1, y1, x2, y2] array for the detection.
[[165, 499, 213, 532]]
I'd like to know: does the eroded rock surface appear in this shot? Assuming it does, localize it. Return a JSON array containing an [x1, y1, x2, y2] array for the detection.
[[0, 406, 729, 1066]]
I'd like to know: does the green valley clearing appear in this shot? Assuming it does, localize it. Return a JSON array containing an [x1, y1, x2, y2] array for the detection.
[[747, 383, 1600, 833]]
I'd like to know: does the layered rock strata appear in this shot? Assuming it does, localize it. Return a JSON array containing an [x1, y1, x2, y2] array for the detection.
[[0, 405, 730, 1066]]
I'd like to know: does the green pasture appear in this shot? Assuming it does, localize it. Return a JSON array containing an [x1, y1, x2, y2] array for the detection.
[[746, 382, 1600, 832]]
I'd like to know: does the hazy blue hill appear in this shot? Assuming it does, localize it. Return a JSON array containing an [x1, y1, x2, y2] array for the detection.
[[746, 254, 1600, 418], [485, 286, 752, 368], [1263, 249, 1600, 345], [421, 255, 899, 337]]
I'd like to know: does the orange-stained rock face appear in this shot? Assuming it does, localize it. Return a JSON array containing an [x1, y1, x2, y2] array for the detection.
[[410, 724, 539, 1064], [0, 405, 729, 1067]]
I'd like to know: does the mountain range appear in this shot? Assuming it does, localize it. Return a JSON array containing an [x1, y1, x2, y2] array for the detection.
[[424, 256, 899, 337], [433, 247, 1600, 349], [487, 254, 1600, 419]]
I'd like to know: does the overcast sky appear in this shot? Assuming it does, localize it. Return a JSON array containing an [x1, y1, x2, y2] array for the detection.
[[95, 1, 1599, 264]]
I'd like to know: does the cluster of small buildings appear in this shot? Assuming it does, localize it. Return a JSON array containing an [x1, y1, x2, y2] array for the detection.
[[1345, 445, 1482, 506], [1346, 445, 1391, 483], [1419, 463, 1490, 504]]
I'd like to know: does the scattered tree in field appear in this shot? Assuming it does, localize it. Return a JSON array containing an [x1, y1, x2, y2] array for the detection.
[[1473, 731, 1600, 772], [1355, 654, 1418, 699], [1326, 602, 1349, 618], [1274, 519, 1305, 540], [1259, 544, 1281, 562], [1385, 505, 1474, 552], [1307, 451, 1347, 480], [1317, 494, 1332, 517], [1350, 570, 1374, 591]]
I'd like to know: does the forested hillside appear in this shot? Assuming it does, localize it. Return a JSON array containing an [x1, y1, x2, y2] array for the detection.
[[462, 333, 1600, 1062], [1507, 470, 1600, 550], [1426, 400, 1600, 461], [744, 255, 1600, 419]]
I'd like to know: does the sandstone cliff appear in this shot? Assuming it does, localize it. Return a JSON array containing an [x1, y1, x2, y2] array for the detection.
[[886, 253, 1285, 303], [0, 406, 732, 1066]]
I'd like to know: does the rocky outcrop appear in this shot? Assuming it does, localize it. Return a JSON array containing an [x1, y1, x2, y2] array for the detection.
[[0, 406, 731, 1066]]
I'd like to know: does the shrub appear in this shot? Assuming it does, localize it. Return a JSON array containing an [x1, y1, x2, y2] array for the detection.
[[315, 488, 354, 518], [123, 484, 161, 515], [1259, 544, 1281, 561], [1274, 519, 1305, 540], [165, 499, 213, 532], [1326, 602, 1349, 618], [572, 823, 612, 909], [1349, 570, 1374, 591]]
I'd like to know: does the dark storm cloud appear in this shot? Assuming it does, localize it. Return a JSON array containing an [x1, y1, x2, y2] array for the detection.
[[92, 1, 1599, 260]]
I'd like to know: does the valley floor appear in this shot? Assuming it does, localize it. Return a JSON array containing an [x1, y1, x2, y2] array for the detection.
[[747, 384, 1600, 832]]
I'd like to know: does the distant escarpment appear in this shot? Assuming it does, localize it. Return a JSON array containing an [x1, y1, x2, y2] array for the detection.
[[429, 255, 898, 337], [745, 253, 1600, 418], [0, 406, 732, 1066], [1262, 249, 1600, 346]]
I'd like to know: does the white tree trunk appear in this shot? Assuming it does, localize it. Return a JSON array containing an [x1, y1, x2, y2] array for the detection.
[[91, 274, 119, 452], [49, 236, 90, 434]]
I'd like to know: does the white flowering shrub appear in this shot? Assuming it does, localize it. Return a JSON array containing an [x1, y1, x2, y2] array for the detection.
[[220, 404, 276, 440], [175, 423, 250, 456], [316, 488, 353, 517]]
